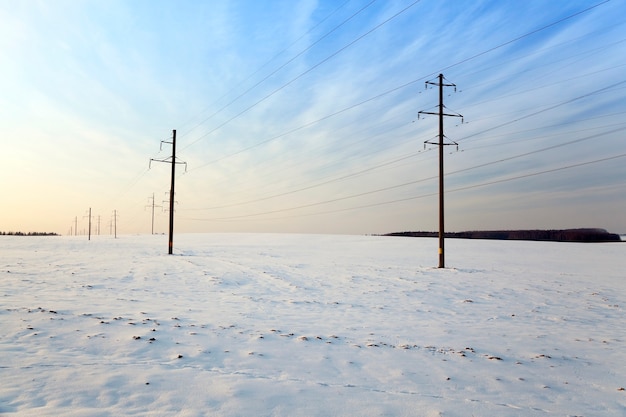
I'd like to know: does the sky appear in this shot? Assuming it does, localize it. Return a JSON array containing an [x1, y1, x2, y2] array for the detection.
[[1, 0, 625, 235]]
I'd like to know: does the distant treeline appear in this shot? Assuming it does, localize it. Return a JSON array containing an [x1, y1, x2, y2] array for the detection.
[[384, 228, 622, 242], [0, 231, 59, 236]]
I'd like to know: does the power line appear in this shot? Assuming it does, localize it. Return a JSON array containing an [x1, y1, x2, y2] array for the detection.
[[455, 120, 626, 152], [182, 122, 625, 216], [180, 0, 424, 154], [182, 93, 623, 208], [181, 1, 615, 176], [178, 0, 374, 145], [457, 80, 626, 143], [447, 152, 626, 195], [434, 0, 612, 77], [460, 35, 626, 92], [203, 151, 626, 223], [463, 60, 626, 113], [177, 74, 624, 216], [101, 0, 619, 235], [181, 127, 626, 222], [183, 147, 433, 211]]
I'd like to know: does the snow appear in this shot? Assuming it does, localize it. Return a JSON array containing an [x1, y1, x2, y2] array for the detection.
[[1, 233, 625, 416]]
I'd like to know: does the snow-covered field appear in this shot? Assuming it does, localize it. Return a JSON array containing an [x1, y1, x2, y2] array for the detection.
[[1, 233, 625, 416]]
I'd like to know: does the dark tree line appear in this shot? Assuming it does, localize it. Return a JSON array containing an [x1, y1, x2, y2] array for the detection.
[[0, 231, 59, 236], [384, 228, 622, 242]]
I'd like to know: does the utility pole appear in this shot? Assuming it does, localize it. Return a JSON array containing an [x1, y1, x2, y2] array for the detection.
[[162, 191, 178, 214], [112, 210, 119, 239], [84, 208, 92, 241], [418, 74, 462, 268], [74, 216, 78, 236], [97, 215, 101, 235], [150, 130, 186, 254], [146, 193, 163, 235]]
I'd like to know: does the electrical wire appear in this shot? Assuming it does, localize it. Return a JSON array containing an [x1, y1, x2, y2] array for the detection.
[[179, 0, 424, 154], [180, 1, 617, 177], [457, 80, 626, 143], [433, 0, 612, 78], [150, 0, 620, 231], [177, 0, 371, 146], [181, 95, 626, 214], [189, 151, 626, 222], [180, 125, 626, 222]]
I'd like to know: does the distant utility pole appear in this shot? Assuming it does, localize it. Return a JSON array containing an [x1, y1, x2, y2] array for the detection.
[[83, 208, 92, 241], [97, 215, 101, 235], [162, 190, 178, 214], [146, 193, 163, 235], [418, 74, 463, 268], [74, 216, 78, 236], [150, 129, 187, 254], [112, 210, 119, 239]]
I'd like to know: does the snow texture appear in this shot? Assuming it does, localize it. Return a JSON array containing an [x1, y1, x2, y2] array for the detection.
[[1, 233, 625, 416]]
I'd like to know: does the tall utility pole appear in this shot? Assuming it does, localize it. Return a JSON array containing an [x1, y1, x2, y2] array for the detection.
[[146, 193, 163, 235], [150, 129, 186, 255], [418, 74, 462, 268], [74, 216, 78, 236]]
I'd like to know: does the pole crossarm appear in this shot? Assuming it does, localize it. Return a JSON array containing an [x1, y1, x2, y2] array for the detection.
[[419, 110, 463, 119], [424, 136, 458, 150], [425, 75, 457, 89], [162, 199, 178, 212], [149, 157, 188, 172], [418, 108, 462, 150]]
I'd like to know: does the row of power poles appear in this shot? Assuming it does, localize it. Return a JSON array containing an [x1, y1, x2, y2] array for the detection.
[[69, 209, 117, 239]]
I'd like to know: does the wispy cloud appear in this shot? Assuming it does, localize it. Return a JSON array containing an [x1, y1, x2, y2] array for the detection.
[[1, 0, 624, 234]]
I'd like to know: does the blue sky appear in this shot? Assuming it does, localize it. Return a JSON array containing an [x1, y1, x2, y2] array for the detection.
[[1, 0, 625, 235]]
